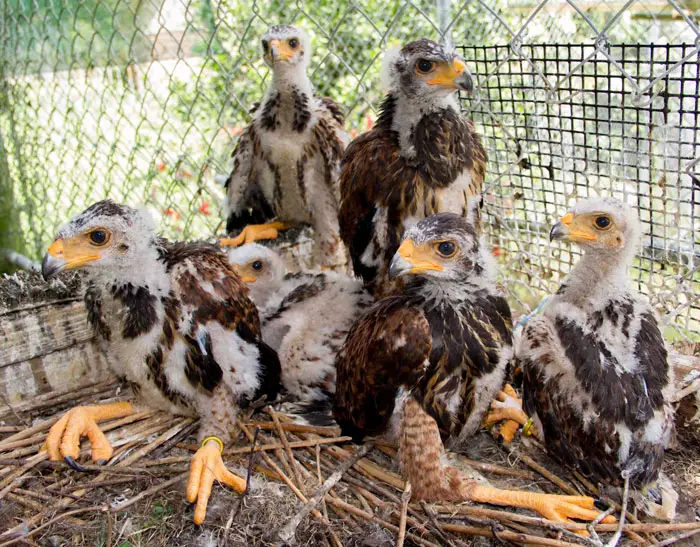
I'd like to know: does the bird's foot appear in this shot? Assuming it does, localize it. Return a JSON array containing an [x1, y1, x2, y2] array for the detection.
[[219, 222, 288, 248], [42, 402, 134, 467], [483, 384, 536, 443], [186, 437, 246, 525], [469, 485, 616, 535]]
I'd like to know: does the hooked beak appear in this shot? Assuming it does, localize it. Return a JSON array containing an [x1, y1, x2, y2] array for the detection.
[[549, 221, 570, 242], [41, 238, 99, 280], [427, 57, 473, 92], [388, 239, 443, 279], [231, 264, 257, 284], [549, 212, 597, 243], [268, 39, 294, 63]]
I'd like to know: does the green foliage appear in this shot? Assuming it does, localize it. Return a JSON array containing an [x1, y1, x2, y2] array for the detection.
[[7, 0, 157, 71]]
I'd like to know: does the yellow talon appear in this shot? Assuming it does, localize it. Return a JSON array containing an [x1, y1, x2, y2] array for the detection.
[[469, 485, 616, 536], [42, 402, 134, 464], [218, 222, 289, 248], [186, 438, 246, 525]]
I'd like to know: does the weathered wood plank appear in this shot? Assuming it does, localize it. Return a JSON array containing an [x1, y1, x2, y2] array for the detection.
[[0, 301, 93, 368], [0, 340, 113, 410]]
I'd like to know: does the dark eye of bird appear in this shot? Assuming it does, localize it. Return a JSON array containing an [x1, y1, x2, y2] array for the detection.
[[595, 216, 611, 229], [289, 38, 298, 49], [89, 230, 108, 245], [437, 241, 456, 257], [262, 40, 269, 51], [416, 59, 435, 73], [252, 260, 263, 271]]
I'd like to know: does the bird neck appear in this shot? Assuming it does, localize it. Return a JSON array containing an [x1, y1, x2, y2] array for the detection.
[[258, 68, 314, 131], [388, 91, 460, 159], [558, 248, 633, 305], [90, 245, 170, 298], [410, 277, 473, 305]]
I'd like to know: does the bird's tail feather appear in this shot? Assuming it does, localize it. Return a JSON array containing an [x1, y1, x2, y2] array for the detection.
[[279, 396, 336, 428]]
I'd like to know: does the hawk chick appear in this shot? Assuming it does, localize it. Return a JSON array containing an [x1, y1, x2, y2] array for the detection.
[[339, 39, 487, 296], [228, 243, 372, 404], [222, 25, 349, 269], [518, 197, 677, 519], [41, 201, 280, 524], [334, 213, 614, 525]]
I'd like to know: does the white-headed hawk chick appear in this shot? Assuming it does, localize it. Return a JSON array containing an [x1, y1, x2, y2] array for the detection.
[[339, 39, 487, 296], [221, 25, 350, 269], [334, 213, 615, 525], [227, 243, 372, 405], [517, 197, 677, 519], [40, 200, 280, 525]]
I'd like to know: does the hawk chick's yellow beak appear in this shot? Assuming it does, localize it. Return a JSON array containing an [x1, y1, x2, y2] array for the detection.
[[427, 58, 472, 91], [268, 39, 295, 62], [388, 239, 444, 279], [549, 213, 597, 243], [230, 264, 258, 284], [41, 237, 100, 280]]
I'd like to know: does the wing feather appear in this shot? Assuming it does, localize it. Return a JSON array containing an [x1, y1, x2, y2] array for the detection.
[[333, 296, 431, 442], [224, 123, 274, 234], [519, 310, 670, 486], [164, 242, 280, 401]]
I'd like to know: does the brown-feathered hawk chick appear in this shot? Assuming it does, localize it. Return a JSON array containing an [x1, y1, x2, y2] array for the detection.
[[339, 39, 487, 296], [228, 243, 372, 404], [221, 24, 350, 269], [40, 201, 280, 525], [334, 213, 615, 525], [517, 197, 677, 520]]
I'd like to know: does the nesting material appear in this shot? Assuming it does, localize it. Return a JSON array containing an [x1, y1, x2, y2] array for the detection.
[[1, 379, 699, 547]]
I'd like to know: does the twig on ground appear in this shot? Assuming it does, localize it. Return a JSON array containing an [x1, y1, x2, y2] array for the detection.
[[0, 506, 105, 546], [515, 452, 580, 495], [269, 407, 303, 489], [396, 481, 411, 547], [106, 510, 114, 547], [275, 441, 375, 543], [650, 528, 700, 547], [605, 474, 629, 547], [238, 422, 342, 546], [224, 426, 261, 547], [109, 471, 187, 513]]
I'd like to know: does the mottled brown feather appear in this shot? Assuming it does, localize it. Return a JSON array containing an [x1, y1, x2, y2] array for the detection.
[[339, 94, 487, 295]]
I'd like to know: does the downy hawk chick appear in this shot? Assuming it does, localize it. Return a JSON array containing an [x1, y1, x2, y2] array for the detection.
[[221, 24, 350, 270], [228, 243, 372, 405], [40, 200, 280, 525], [516, 197, 677, 519]]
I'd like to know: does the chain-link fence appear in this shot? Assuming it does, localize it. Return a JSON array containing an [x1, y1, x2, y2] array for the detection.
[[0, 0, 698, 338]]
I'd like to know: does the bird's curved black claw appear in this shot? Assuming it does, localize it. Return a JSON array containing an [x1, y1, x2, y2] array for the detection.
[[594, 498, 608, 511], [95, 459, 108, 466], [64, 456, 86, 472]]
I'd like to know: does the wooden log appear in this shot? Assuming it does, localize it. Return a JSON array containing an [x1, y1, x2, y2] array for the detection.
[[0, 301, 93, 368], [0, 340, 112, 410]]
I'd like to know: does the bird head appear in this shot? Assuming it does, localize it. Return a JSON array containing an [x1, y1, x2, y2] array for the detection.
[[389, 212, 489, 284], [381, 38, 472, 101], [262, 24, 311, 71], [226, 243, 288, 307], [42, 200, 157, 281], [549, 197, 641, 256]]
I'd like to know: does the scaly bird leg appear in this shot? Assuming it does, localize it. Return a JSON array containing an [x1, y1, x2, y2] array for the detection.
[[401, 399, 613, 535], [219, 222, 289, 248], [42, 402, 134, 470], [465, 484, 615, 534], [186, 436, 247, 525], [483, 384, 537, 443]]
